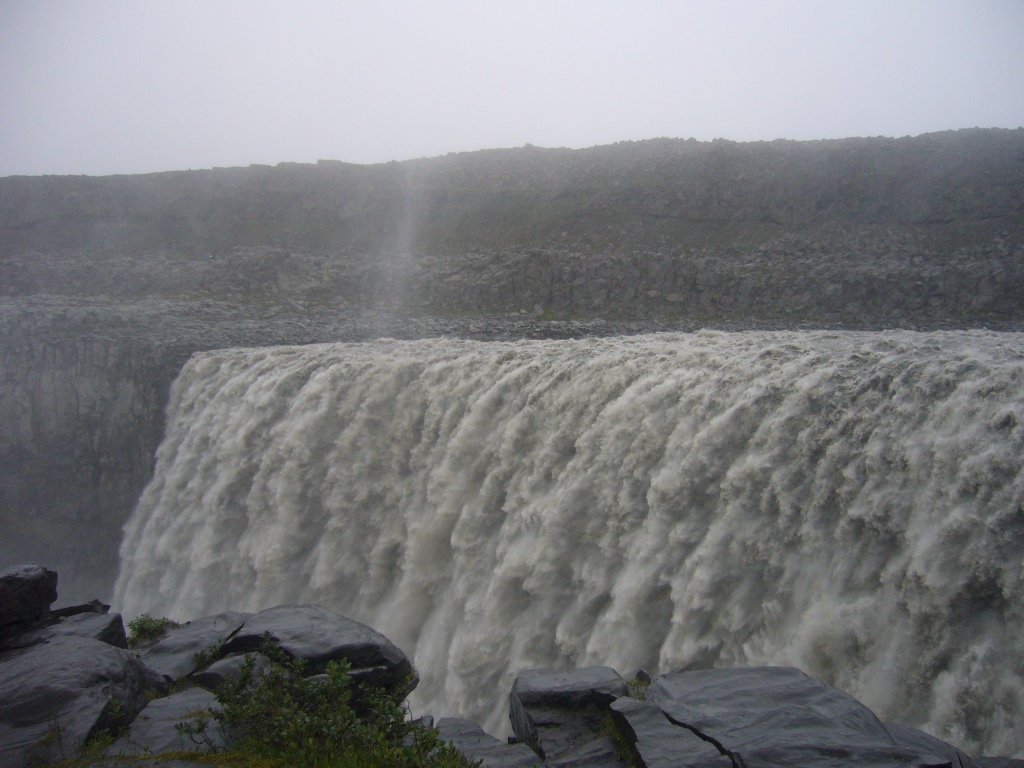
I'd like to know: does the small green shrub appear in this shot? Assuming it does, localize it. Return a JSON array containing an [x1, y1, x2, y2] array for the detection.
[[45, 632, 480, 767], [192, 640, 224, 672], [126, 613, 181, 646], [179, 636, 479, 768]]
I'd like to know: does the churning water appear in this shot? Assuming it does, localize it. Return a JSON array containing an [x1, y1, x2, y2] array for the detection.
[[114, 331, 1024, 756]]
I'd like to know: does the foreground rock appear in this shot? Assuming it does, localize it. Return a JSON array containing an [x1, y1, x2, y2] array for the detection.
[[138, 610, 251, 681], [646, 666, 973, 767], [509, 666, 628, 766], [220, 603, 417, 690], [107, 687, 223, 756], [436, 718, 539, 768], [0, 566, 418, 766], [3, 564, 1023, 767], [0, 635, 162, 766]]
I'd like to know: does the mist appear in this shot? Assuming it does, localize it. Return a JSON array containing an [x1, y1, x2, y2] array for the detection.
[[2, 0, 1023, 177]]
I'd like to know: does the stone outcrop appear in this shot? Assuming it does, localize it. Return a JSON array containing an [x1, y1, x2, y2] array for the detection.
[[2, 564, 1023, 767], [107, 687, 224, 756], [0, 566, 421, 766], [0, 564, 57, 629], [220, 603, 417, 689], [436, 717, 540, 767], [509, 666, 628, 766]]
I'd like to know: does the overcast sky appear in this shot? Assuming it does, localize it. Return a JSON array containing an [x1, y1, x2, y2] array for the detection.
[[1, 0, 1022, 177]]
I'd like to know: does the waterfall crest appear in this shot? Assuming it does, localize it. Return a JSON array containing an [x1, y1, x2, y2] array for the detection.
[[114, 331, 1024, 756]]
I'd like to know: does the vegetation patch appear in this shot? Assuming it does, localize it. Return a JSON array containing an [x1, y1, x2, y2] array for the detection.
[[125, 613, 181, 647], [48, 634, 479, 767]]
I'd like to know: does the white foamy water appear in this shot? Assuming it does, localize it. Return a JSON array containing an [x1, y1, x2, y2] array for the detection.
[[114, 331, 1024, 756]]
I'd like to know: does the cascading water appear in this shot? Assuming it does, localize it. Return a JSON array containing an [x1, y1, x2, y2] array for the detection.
[[114, 331, 1024, 757]]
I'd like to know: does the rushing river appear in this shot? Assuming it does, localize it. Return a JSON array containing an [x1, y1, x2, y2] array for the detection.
[[114, 331, 1024, 756]]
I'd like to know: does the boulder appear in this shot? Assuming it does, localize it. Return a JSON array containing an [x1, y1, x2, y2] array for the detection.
[[646, 666, 977, 768], [190, 652, 272, 691], [107, 686, 223, 756], [140, 610, 251, 682], [0, 634, 163, 767], [7, 611, 128, 650], [220, 604, 416, 692], [0, 564, 58, 629], [509, 666, 628, 766], [609, 696, 731, 768], [436, 717, 540, 767]]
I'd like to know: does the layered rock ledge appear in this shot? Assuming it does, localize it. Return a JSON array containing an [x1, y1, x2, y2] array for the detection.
[[2, 563, 1022, 767]]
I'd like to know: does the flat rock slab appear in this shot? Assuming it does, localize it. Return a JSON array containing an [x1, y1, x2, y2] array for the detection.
[[52, 599, 111, 618], [509, 666, 628, 766], [609, 696, 731, 768], [140, 611, 251, 682], [10, 612, 128, 650], [0, 564, 57, 629], [647, 666, 975, 768], [0, 634, 161, 767], [436, 717, 540, 767], [220, 604, 415, 689], [108, 686, 223, 757]]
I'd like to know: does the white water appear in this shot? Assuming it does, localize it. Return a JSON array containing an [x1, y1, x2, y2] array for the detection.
[[114, 331, 1024, 757]]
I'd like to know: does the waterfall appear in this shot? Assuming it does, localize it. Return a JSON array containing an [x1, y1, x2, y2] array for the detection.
[[114, 331, 1024, 757]]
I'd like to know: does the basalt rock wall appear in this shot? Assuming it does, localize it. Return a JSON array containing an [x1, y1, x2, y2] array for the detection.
[[2, 129, 1023, 322]]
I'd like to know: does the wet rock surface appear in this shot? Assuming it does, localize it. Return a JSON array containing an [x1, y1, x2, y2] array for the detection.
[[0, 635, 162, 767], [138, 610, 250, 682], [106, 687, 223, 756], [610, 697, 731, 768], [436, 717, 540, 767], [1, 565, 1022, 766], [646, 666, 974, 767], [510, 666, 628, 766], [219, 603, 416, 687]]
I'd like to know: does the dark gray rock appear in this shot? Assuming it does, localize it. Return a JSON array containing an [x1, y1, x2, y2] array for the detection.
[[9, 611, 128, 650], [0, 564, 58, 628], [509, 666, 628, 766], [140, 610, 250, 682], [107, 687, 223, 756], [647, 666, 978, 768], [609, 696, 731, 768], [976, 759, 1024, 768], [0, 634, 162, 767], [190, 652, 271, 691], [885, 723, 979, 768], [436, 717, 540, 767], [220, 604, 416, 691], [53, 599, 110, 618]]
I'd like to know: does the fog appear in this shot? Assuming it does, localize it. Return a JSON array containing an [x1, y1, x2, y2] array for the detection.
[[2, 0, 1022, 177]]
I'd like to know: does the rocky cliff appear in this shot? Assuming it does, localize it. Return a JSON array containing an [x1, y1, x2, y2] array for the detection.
[[0, 129, 1022, 601]]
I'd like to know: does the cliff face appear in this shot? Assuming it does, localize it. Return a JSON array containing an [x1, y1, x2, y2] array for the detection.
[[2, 129, 1022, 322], [0, 327, 168, 601], [0, 129, 1022, 601]]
